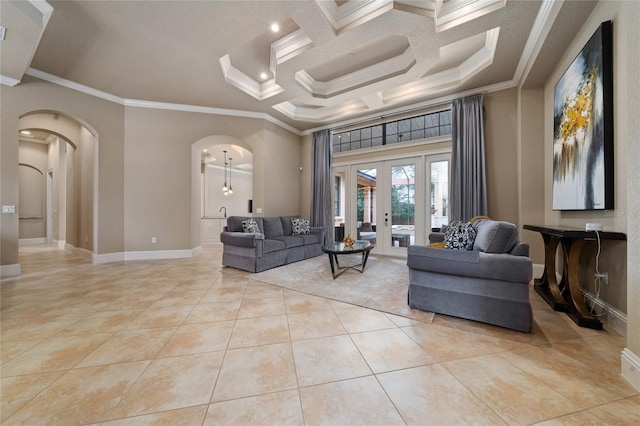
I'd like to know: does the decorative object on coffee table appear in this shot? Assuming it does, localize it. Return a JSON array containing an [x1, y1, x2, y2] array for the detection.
[[343, 234, 355, 248]]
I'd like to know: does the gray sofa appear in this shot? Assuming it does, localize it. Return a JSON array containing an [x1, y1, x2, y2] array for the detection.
[[407, 219, 534, 332], [221, 216, 325, 273]]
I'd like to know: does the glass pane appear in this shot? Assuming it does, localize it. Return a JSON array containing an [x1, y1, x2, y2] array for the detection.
[[390, 164, 415, 248], [355, 168, 377, 245], [431, 160, 449, 231]]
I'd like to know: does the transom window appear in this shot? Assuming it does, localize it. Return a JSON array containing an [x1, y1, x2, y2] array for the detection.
[[332, 109, 451, 153]]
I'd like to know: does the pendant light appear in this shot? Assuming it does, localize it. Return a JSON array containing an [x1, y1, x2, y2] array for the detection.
[[228, 157, 234, 194], [222, 150, 228, 193]]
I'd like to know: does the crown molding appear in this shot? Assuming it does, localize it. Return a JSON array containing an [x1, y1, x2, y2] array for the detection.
[[434, 0, 506, 32], [300, 78, 516, 136], [24, 68, 301, 135], [219, 55, 285, 101], [295, 46, 415, 99], [271, 28, 314, 68], [124, 99, 301, 135], [513, 0, 564, 87], [280, 27, 499, 123], [1, 74, 21, 87], [315, 0, 394, 35], [26, 68, 125, 104]]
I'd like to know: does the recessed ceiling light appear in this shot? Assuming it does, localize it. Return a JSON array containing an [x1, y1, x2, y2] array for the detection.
[[20, 130, 32, 136], [270, 23, 279, 32], [260, 72, 268, 80], [202, 149, 208, 152]]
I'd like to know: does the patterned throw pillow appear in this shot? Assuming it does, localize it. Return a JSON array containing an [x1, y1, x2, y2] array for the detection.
[[444, 221, 477, 250], [291, 218, 310, 235], [242, 218, 260, 233]]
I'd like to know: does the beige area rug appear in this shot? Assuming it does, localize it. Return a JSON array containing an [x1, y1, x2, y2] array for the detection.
[[247, 254, 435, 324]]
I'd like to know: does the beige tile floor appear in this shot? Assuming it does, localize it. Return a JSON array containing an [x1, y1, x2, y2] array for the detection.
[[1, 244, 639, 425]]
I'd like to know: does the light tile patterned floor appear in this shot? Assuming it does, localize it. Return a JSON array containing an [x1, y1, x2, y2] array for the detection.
[[1, 244, 638, 425]]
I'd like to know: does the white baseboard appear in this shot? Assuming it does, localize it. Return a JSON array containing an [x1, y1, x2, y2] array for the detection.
[[73, 247, 94, 260], [581, 290, 627, 336], [19, 238, 47, 246], [4, 247, 200, 274], [124, 249, 194, 261], [93, 252, 126, 264], [93, 248, 201, 264], [622, 348, 640, 392], [0, 264, 21, 279], [532, 263, 544, 280]]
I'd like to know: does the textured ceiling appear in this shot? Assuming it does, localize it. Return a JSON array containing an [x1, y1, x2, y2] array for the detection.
[[2, 0, 598, 132]]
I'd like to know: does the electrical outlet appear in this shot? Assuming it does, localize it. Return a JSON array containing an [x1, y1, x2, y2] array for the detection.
[[151, 237, 157, 244], [595, 272, 608, 284]]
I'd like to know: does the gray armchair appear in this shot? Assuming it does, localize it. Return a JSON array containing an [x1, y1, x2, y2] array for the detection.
[[407, 219, 533, 332]]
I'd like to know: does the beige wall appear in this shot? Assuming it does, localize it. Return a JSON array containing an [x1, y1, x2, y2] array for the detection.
[[1, 75, 125, 268], [518, 88, 546, 265], [76, 127, 95, 252], [123, 107, 301, 252], [542, 1, 630, 313], [18, 141, 48, 239], [300, 134, 313, 219], [1, 76, 302, 269], [261, 122, 302, 217], [484, 89, 519, 225]]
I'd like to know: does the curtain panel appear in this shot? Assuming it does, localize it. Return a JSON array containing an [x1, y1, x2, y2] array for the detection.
[[311, 129, 333, 244], [450, 94, 488, 222]]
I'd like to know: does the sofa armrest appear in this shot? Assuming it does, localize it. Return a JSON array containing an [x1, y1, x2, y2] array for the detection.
[[407, 245, 532, 283], [509, 242, 530, 257], [220, 231, 264, 248], [310, 227, 326, 244]]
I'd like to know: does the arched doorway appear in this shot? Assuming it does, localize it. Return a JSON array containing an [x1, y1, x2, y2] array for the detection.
[[18, 111, 98, 257], [192, 136, 253, 245]]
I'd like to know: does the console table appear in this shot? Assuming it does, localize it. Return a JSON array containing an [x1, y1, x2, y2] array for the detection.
[[524, 225, 626, 329]]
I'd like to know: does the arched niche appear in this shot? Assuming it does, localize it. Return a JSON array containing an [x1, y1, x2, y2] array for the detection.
[[191, 135, 253, 245]]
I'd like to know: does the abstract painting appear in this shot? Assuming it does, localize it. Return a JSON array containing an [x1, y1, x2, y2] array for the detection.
[[552, 21, 613, 211]]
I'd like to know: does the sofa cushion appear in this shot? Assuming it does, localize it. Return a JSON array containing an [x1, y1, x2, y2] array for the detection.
[[263, 239, 286, 254], [272, 236, 305, 248], [444, 221, 477, 250], [280, 216, 299, 236], [291, 218, 310, 235], [473, 220, 518, 253], [263, 217, 284, 238], [299, 234, 321, 245], [242, 219, 260, 233]]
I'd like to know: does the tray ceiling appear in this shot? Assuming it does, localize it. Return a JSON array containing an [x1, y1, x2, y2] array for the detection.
[[0, 0, 598, 132]]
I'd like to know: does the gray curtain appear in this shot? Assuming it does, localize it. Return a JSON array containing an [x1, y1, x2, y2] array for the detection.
[[311, 129, 333, 244], [450, 94, 488, 222]]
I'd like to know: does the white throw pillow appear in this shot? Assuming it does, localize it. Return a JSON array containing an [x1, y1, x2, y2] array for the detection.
[[291, 218, 310, 235]]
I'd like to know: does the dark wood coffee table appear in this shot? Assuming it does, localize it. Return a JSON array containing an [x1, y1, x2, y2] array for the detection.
[[321, 241, 374, 279]]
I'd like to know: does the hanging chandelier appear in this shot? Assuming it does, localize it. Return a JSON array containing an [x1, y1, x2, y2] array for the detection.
[[228, 157, 234, 194], [222, 150, 228, 193]]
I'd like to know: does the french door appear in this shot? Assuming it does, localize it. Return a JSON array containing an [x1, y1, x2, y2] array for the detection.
[[333, 153, 449, 257], [349, 157, 424, 256]]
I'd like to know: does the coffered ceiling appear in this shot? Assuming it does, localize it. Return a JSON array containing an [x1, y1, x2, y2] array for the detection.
[[0, 0, 597, 133]]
